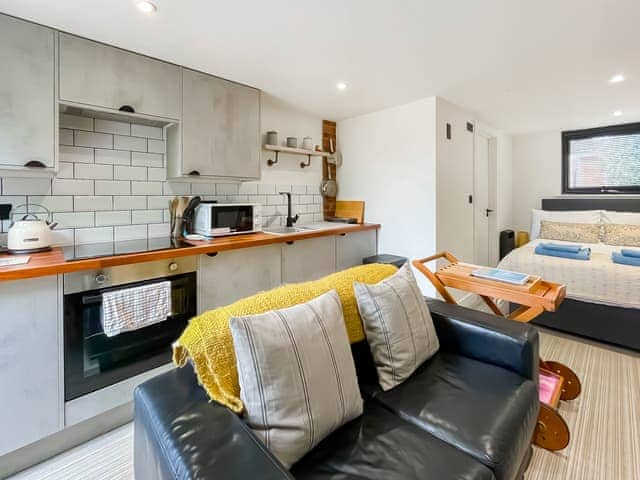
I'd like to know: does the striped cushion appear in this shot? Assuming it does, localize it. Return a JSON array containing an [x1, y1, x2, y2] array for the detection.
[[354, 263, 440, 391], [229, 290, 363, 468]]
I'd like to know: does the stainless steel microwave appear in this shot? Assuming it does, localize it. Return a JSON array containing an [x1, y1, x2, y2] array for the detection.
[[192, 203, 262, 237]]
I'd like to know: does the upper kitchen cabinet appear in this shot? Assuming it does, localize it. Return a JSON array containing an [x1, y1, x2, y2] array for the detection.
[[167, 68, 260, 180], [58, 33, 181, 120], [0, 14, 56, 172]]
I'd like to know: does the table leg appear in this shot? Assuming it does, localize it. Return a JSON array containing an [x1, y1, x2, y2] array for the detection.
[[508, 305, 544, 322]]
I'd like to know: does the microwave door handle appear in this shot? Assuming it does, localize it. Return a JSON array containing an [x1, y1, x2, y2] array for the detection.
[[82, 294, 103, 305]]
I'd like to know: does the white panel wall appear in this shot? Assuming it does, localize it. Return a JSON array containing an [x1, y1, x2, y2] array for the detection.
[[338, 97, 437, 294]]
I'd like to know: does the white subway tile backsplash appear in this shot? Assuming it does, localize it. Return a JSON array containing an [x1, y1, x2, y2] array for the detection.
[[113, 196, 147, 210], [3, 177, 51, 195], [60, 145, 94, 164], [95, 149, 130, 165], [147, 139, 165, 154], [132, 181, 162, 196], [148, 223, 170, 238], [114, 135, 147, 152], [216, 183, 239, 195], [75, 130, 113, 149], [0, 113, 322, 244], [132, 152, 163, 168], [59, 129, 74, 146], [131, 124, 163, 140], [29, 196, 73, 213], [60, 114, 93, 131], [74, 163, 113, 180], [53, 212, 94, 229], [96, 210, 131, 226], [132, 210, 163, 224], [95, 180, 130, 196], [163, 182, 191, 195], [94, 119, 131, 136], [306, 184, 318, 195], [75, 227, 114, 244], [74, 196, 112, 212], [115, 224, 147, 242], [52, 178, 93, 195], [114, 165, 147, 181]]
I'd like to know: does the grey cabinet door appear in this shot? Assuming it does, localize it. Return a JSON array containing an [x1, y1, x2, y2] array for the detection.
[[0, 14, 55, 169], [0, 276, 61, 456], [198, 245, 282, 312], [58, 33, 181, 119], [335, 230, 377, 271], [182, 69, 260, 178], [282, 236, 336, 284]]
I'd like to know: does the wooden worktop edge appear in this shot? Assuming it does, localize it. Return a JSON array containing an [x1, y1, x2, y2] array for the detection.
[[0, 224, 380, 282]]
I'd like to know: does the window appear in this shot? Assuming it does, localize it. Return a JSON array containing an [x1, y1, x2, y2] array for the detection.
[[562, 123, 640, 194]]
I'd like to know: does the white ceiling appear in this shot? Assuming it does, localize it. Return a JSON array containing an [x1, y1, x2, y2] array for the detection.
[[1, 0, 639, 133]]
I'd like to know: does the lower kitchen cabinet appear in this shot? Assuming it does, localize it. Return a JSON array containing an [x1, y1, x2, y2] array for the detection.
[[0, 276, 61, 456], [198, 244, 282, 313], [282, 236, 336, 283], [335, 230, 377, 271]]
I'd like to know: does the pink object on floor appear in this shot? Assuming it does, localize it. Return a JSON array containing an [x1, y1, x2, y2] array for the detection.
[[539, 370, 561, 405]]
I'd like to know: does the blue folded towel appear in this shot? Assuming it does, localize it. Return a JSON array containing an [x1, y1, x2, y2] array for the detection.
[[612, 251, 640, 266], [539, 242, 583, 254], [621, 248, 640, 258], [534, 245, 591, 260]]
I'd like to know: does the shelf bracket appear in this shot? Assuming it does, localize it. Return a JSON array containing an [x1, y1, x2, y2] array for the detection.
[[267, 151, 279, 166], [300, 155, 312, 169]]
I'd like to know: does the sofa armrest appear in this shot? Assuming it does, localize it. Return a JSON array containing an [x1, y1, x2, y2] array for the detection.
[[134, 365, 293, 480], [427, 299, 539, 381]]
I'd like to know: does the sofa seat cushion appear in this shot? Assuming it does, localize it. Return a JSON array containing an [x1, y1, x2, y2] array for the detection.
[[291, 401, 495, 480], [373, 352, 538, 480]]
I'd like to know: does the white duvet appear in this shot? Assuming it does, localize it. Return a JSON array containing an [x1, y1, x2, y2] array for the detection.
[[498, 239, 640, 309]]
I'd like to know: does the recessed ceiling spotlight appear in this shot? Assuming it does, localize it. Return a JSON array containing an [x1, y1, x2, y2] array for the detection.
[[613, 110, 623, 117], [336, 82, 348, 91], [136, 1, 157, 14], [609, 73, 625, 84]]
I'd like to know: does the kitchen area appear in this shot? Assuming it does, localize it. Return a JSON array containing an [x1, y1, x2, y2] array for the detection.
[[0, 12, 379, 476]]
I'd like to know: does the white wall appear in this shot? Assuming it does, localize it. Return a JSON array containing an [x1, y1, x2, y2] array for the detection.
[[511, 130, 563, 232], [338, 97, 437, 293]]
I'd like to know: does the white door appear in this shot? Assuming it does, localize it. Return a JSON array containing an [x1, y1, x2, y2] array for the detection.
[[473, 130, 494, 266]]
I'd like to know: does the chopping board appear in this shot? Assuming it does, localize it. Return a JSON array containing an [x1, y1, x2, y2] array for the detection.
[[335, 201, 365, 224]]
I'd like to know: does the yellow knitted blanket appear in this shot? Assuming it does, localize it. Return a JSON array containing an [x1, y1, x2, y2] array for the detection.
[[172, 263, 397, 413]]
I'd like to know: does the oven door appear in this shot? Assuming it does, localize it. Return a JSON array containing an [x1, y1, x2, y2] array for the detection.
[[63, 272, 196, 401], [211, 205, 255, 234]]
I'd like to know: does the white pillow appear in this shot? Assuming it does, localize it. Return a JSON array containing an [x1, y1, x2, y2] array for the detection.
[[530, 209, 602, 240], [229, 290, 363, 468], [602, 210, 640, 225], [354, 263, 440, 391]]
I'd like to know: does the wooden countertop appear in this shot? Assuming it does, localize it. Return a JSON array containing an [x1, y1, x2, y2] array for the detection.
[[0, 224, 380, 282]]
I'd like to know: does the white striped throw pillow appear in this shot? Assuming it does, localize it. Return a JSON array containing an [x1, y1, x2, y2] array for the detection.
[[354, 263, 440, 391], [229, 290, 363, 468]]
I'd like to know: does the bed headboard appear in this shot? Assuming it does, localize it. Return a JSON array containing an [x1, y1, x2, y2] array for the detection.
[[541, 197, 640, 212]]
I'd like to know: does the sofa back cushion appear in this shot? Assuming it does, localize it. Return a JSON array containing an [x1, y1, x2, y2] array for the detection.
[[173, 263, 397, 413], [230, 290, 363, 468], [354, 263, 440, 390]]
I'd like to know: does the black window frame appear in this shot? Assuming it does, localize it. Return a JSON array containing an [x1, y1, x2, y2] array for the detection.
[[562, 122, 640, 194]]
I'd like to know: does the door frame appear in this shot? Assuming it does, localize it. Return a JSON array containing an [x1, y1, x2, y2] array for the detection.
[[473, 123, 499, 266]]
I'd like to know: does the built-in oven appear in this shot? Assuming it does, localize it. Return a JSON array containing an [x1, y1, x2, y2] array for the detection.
[[63, 257, 197, 401]]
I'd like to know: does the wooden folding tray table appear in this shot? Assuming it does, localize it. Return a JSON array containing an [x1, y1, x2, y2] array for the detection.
[[413, 252, 582, 452]]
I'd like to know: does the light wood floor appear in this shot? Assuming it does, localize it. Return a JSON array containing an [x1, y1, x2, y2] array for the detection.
[[9, 331, 640, 480]]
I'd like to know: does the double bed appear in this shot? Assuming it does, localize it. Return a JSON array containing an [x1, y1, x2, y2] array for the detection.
[[498, 198, 640, 352]]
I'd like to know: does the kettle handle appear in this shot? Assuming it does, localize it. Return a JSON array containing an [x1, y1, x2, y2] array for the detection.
[[11, 203, 53, 224]]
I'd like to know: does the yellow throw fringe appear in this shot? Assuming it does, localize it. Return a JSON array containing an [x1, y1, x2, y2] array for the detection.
[[172, 263, 397, 413]]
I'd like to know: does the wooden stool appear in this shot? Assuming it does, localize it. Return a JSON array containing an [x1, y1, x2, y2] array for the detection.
[[413, 252, 581, 452]]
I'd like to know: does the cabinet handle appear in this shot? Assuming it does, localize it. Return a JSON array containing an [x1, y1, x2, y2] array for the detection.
[[206, 252, 218, 257], [286, 241, 295, 245], [24, 160, 46, 168], [119, 105, 135, 113], [188, 170, 201, 176], [339, 233, 346, 236]]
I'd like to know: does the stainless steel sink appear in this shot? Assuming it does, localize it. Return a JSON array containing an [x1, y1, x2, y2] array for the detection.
[[262, 226, 307, 235]]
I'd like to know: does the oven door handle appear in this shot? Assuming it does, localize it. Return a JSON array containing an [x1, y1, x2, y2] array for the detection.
[[80, 277, 189, 305]]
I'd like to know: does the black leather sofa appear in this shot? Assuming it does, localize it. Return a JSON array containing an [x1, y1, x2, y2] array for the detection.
[[134, 299, 539, 480]]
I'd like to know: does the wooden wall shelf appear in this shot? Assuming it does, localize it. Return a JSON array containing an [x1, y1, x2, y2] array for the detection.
[[264, 144, 329, 168]]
